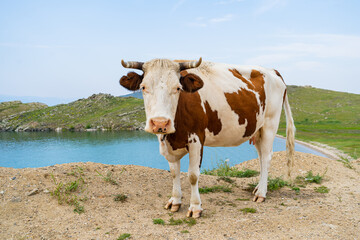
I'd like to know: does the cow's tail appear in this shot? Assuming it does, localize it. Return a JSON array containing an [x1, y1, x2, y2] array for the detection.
[[283, 92, 295, 177]]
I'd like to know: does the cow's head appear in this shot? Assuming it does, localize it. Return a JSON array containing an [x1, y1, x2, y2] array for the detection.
[[120, 58, 203, 134]]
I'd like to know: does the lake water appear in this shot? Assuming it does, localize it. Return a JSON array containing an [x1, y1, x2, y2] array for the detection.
[[0, 131, 327, 172]]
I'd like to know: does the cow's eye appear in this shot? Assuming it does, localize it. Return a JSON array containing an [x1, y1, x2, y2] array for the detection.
[[177, 87, 181, 91], [141, 86, 146, 91]]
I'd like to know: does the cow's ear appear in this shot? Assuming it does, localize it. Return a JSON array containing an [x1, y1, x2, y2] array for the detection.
[[119, 72, 143, 91], [180, 73, 204, 93]]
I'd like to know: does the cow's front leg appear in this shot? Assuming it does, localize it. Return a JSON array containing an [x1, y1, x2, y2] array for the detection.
[[186, 134, 203, 218], [164, 160, 182, 212]]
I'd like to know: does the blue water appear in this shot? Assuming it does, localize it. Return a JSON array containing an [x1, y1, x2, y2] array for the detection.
[[0, 131, 327, 172]]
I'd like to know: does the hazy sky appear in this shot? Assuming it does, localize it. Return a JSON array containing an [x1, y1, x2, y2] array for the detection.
[[1, 0, 359, 102]]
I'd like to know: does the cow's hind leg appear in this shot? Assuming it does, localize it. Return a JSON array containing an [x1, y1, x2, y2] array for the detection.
[[253, 123, 278, 202], [164, 160, 183, 212], [186, 134, 203, 218]]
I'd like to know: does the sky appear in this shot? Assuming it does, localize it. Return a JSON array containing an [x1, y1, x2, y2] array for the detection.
[[0, 0, 359, 105]]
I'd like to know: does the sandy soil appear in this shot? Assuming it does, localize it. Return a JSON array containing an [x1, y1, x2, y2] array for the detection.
[[1, 151, 359, 240]]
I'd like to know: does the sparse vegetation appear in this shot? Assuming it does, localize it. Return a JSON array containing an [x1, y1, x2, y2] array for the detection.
[[246, 177, 290, 192], [337, 157, 353, 169], [315, 186, 330, 193], [240, 208, 257, 213], [236, 198, 250, 201], [114, 194, 128, 202], [117, 233, 131, 240], [152, 218, 197, 226], [202, 159, 259, 178], [50, 167, 86, 214], [153, 218, 165, 225], [199, 185, 232, 194], [96, 170, 119, 185]]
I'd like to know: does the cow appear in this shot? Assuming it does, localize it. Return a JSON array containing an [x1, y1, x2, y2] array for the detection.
[[119, 58, 295, 218]]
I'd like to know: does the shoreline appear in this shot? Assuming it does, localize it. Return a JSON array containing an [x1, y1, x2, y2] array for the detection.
[[276, 134, 345, 160]]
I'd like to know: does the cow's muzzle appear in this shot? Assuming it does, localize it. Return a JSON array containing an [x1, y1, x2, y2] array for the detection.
[[148, 117, 172, 134]]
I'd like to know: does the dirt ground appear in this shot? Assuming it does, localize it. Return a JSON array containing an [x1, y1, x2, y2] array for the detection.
[[1, 151, 359, 240]]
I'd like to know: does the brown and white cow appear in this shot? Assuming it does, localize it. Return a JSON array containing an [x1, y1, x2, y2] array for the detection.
[[119, 58, 295, 218]]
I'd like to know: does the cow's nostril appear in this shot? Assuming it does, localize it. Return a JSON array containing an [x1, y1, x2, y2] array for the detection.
[[158, 128, 163, 132]]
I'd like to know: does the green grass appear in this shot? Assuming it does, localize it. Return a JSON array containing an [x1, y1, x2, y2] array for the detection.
[[199, 185, 232, 194], [202, 159, 259, 178], [117, 233, 131, 240], [95, 170, 119, 185], [315, 186, 330, 193], [295, 170, 324, 185], [114, 194, 128, 202], [50, 167, 86, 214], [240, 208, 257, 213], [152, 218, 197, 226], [337, 157, 353, 169], [278, 86, 360, 158], [153, 218, 165, 225]]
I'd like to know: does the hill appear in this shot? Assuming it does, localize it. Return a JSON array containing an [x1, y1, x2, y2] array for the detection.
[[0, 101, 48, 120], [278, 86, 359, 159], [0, 94, 145, 131]]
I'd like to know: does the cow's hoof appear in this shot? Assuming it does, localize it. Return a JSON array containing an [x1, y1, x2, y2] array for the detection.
[[164, 202, 181, 212], [253, 196, 265, 202], [186, 209, 202, 218]]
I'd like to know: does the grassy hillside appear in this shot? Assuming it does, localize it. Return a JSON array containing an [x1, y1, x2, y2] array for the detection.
[[0, 94, 145, 131], [0, 101, 47, 120], [278, 86, 359, 158]]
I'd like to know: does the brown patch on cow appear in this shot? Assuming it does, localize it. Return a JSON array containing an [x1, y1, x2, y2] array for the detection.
[[229, 69, 254, 89], [204, 101, 222, 136], [229, 69, 266, 111], [226, 69, 266, 137], [189, 173, 198, 185], [225, 89, 259, 137], [167, 92, 206, 151]]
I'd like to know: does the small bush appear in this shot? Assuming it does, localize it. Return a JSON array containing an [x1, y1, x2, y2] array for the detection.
[[114, 194, 128, 202], [267, 177, 290, 191], [304, 171, 323, 184], [153, 218, 165, 225]]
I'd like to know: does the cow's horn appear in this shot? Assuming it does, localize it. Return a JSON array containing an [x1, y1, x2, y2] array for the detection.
[[121, 60, 144, 70], [179, 57, 202, 71]]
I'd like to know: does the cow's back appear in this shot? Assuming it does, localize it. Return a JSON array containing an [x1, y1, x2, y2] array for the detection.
[[185, 62, 286, 147]]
